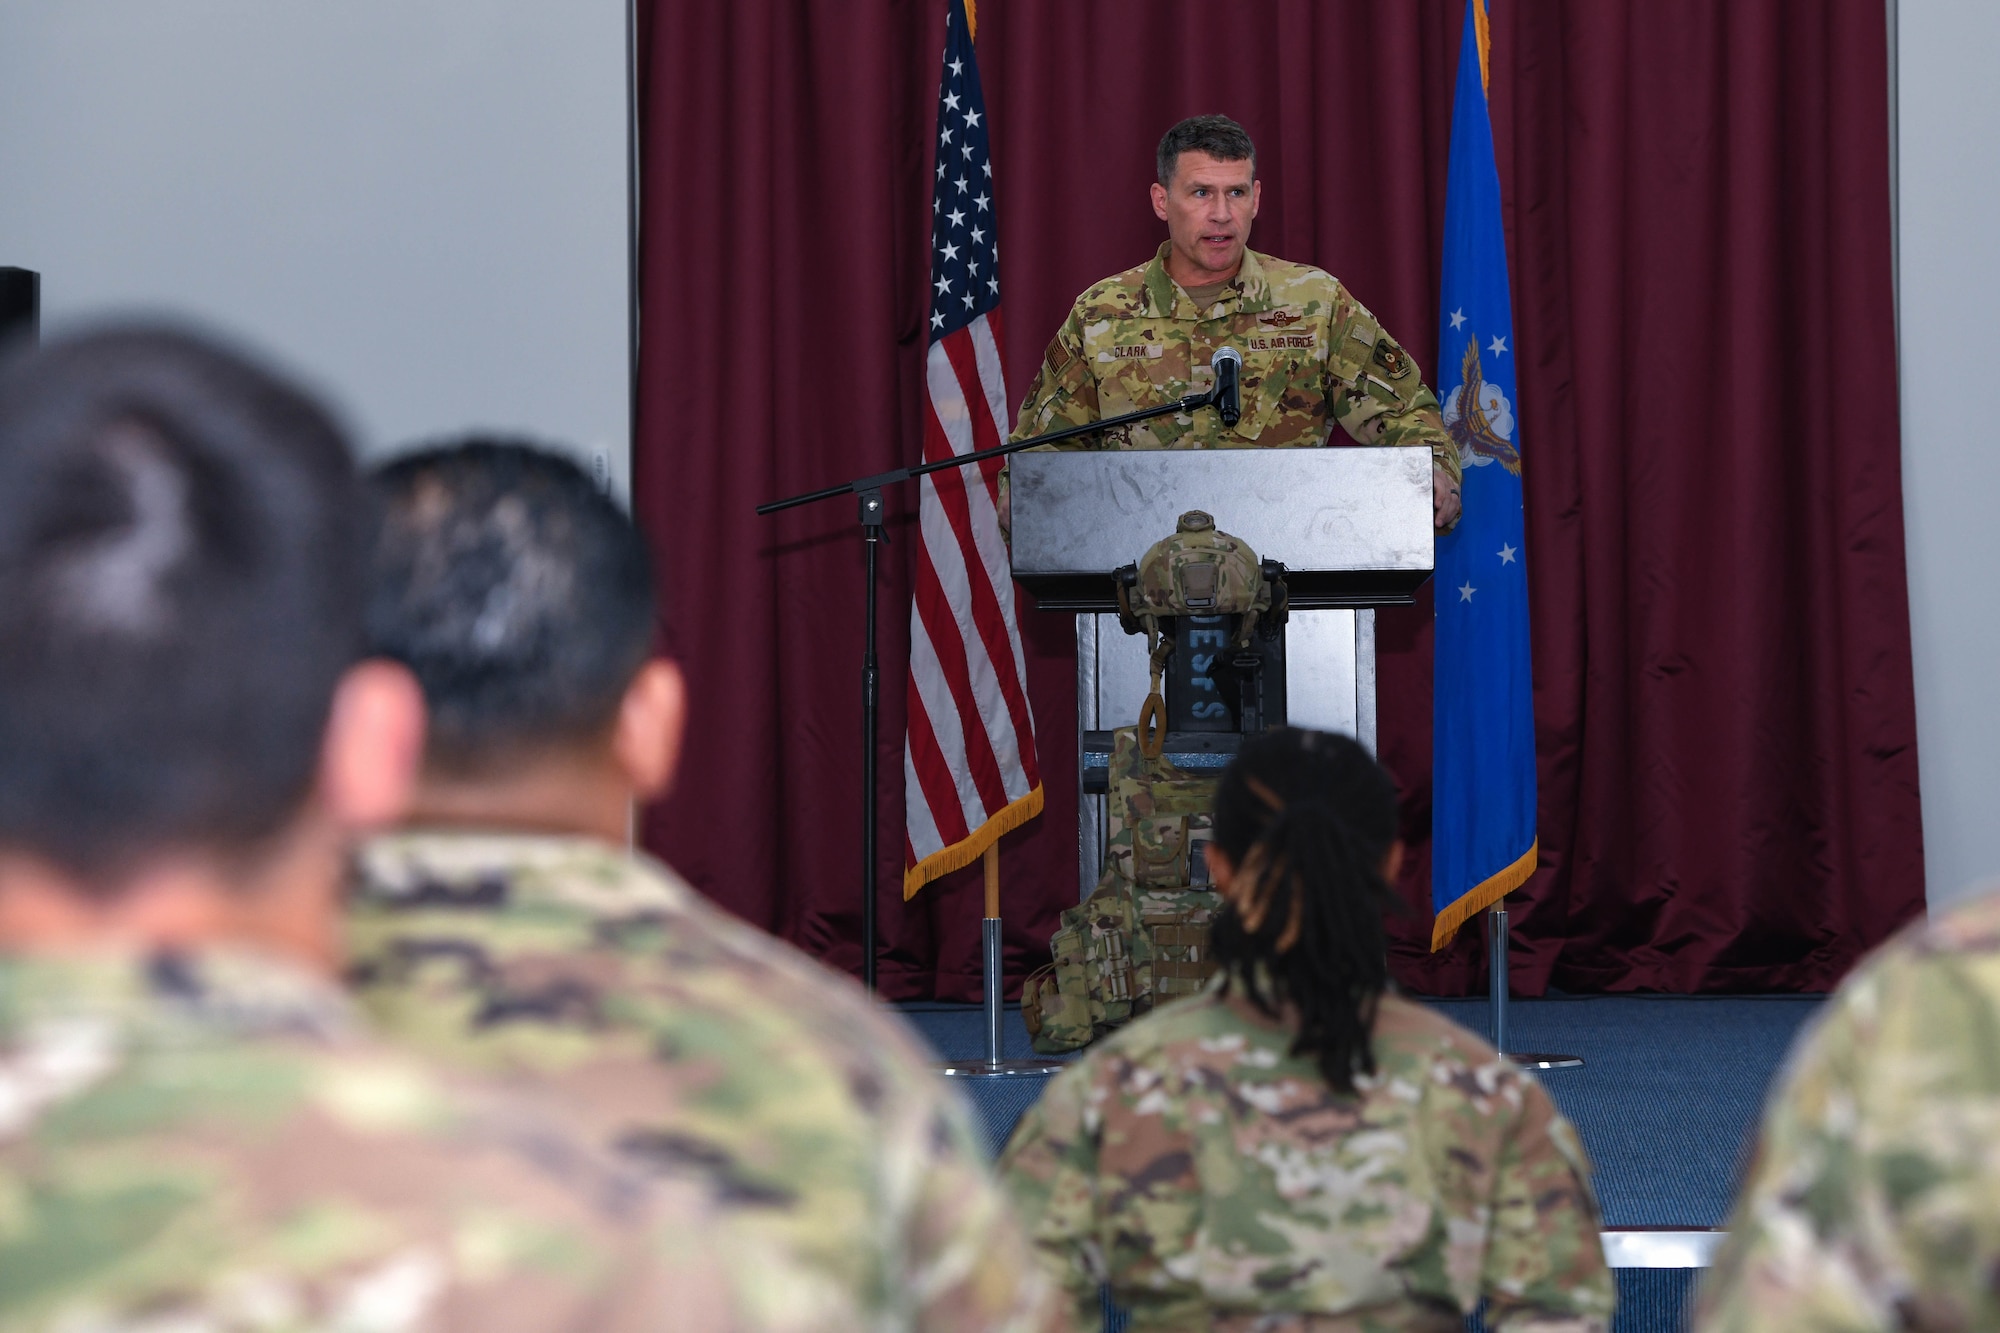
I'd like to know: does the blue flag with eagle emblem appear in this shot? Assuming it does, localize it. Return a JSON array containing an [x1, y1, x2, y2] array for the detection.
[[1431, 0, 1536, 950]]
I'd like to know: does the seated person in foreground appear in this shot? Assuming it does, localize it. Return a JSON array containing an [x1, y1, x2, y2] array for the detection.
[[1698, 886, 2000, 1331], [0, 328, 741, 1329], [1000, 728, 1613, 1331], [348, 438, 1060, 1333]]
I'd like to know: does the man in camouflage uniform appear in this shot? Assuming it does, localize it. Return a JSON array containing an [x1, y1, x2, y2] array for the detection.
[[0, 328, 744, 1330], [1699, 889, 2000, 1332], [1002, 114, 1464, 534], [999, 982, 1614, 1331], [349, 439, 1063, 1333]]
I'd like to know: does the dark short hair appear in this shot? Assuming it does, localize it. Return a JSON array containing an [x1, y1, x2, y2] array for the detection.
[[0, 325, 364, 878], [1156, 114, 1257, 186], [364, 439, 656, 772]]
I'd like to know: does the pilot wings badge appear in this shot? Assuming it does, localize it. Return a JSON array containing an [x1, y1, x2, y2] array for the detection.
[[1441, 337, 1521, 475]]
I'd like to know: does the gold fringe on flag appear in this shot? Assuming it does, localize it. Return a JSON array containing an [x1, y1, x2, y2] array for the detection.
[[1473, 0, 1491, 94], [1430, 837, 1536, 951], [964, 0, 977, 41], [903, 784, 1042, 900]]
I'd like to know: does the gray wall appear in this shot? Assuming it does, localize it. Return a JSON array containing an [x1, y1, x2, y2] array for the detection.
[[1898, 0, 2000, 909], [0, 1, 630, 494]]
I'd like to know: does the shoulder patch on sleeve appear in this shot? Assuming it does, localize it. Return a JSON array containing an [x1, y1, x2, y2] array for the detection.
[[1373, 338, 1415, 379], [1047, 337, 1077, 377]]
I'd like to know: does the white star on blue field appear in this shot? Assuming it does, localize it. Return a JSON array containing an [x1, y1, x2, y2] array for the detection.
[[927, 17, 998, 338]]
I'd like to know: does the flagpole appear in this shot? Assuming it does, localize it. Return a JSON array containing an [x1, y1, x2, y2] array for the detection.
[[983, 843, 1003, 1060], [1488, 903, 1582, 1071], [942, 839, 1063, 1079]]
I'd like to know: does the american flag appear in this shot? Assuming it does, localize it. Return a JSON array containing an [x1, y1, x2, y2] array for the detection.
[[902, 0, 1041, 898]]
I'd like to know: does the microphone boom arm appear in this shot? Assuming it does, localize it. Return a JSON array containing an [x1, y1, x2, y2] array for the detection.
[[756, 387, 1216, 515]]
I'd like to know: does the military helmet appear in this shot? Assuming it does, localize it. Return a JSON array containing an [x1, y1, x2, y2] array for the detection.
[[1128, 510, 1269, 621], [1115, 510, 1286, 756]]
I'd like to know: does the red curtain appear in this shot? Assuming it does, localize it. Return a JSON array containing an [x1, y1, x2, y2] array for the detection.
[[634, 0, 1921, 1000]]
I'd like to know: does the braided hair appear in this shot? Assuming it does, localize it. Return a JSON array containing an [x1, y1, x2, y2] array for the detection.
[[1209, 728, 1401, 1095]]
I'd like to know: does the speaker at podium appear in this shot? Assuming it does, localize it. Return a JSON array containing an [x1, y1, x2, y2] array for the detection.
[[1007, 445, 1435, 898]]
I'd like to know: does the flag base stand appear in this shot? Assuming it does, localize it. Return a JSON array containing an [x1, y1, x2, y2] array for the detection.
[[940, 916, 1065, 1078], [1489, 906, 1583, 1071]]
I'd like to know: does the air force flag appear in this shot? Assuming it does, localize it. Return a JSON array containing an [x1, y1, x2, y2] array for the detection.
[[1431, 0, 1537, 950]]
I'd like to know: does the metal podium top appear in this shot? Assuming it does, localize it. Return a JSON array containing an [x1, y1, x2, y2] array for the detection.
[[1009, 446, 1435, 609]]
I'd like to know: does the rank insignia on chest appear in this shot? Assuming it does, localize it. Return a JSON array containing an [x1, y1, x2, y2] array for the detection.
[[1373, 338, 1413, 378]]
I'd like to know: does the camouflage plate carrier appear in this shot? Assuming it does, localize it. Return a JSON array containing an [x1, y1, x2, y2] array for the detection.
[[1023, 511, 1282, 1053], [1023, 727, 1223, 1053]]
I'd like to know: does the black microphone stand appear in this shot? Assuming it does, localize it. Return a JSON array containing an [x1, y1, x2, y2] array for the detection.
[[757, 386, 1222, 991]]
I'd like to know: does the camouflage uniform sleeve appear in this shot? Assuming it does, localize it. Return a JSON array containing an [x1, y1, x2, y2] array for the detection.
[[1481, 1079, 1616, 1331], [997, 1060, 1110, 1333], [1696, 990, 1877, 1333], [900, 1076, 1072, 1332], [1697, 945, 2000, 1333], [1325, 295, 1462, 492], [1000, 302, 1100, 537], [1011, 304, 1100, 443]]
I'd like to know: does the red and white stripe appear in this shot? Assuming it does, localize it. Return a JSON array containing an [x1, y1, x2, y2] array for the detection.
[[903, 309, 1041, 896]]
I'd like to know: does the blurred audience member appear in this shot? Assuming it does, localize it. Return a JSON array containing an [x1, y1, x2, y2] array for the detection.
[[1700, 889, 2000, 1330], [0, 327, 743, 1329], [349, 438, 1061, 1333], [1000, 728, 1613, 1331]]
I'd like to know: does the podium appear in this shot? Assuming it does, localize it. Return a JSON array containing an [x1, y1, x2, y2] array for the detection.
[[1009, 446, 1434, 898]]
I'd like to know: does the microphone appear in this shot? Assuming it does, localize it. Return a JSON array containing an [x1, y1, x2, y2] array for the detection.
[[1210, 346, 1243, 427]]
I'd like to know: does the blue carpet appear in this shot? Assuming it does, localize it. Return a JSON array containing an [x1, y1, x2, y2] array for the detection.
[[1608, 1270, 1703, 1333], [895, 1000, 1079, 1156], [896, 999, 1069, 1064], [896, 1001, 1073, 1159], [1422, 995, 1819, 1228]]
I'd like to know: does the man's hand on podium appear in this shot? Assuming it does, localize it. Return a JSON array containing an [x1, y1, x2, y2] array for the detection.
[[1433, 465, 1462, 532]]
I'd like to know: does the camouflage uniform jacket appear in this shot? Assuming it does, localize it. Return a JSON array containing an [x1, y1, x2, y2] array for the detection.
[[346, 829, 1063, 1333], [999, 982, 1613, 1332], [0, 946, 746, 1331], [1011, 243, 1461, 491], [1698, 888, 2000, 1332]]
